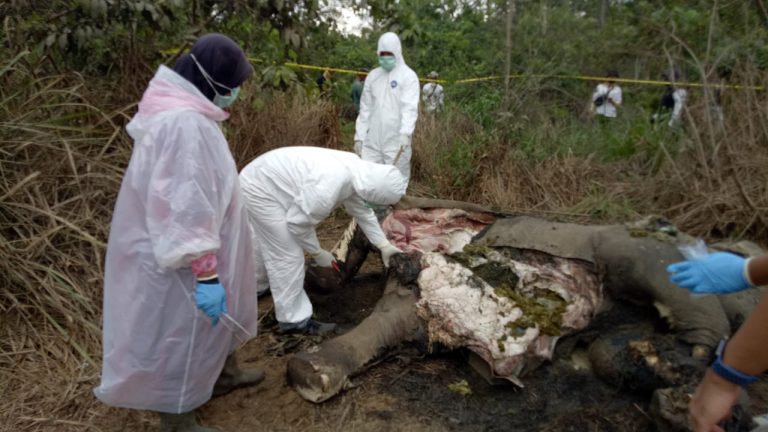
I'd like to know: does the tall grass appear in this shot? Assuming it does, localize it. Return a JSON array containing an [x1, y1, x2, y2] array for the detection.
[[227, 89, 345, 169], [0, 52, 134, 430], [411, 66, 768, 240]]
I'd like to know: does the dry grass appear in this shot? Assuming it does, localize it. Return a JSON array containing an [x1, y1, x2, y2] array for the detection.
[[0, 53, 133, 430], [411, 68, 768, 239], [227, 90, 345, 169]]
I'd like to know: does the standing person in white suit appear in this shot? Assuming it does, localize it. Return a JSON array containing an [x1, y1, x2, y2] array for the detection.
[[354, 32, 420, 184], [422, 71, 445, 113], [94, 34, 263, 432], [239, 147, 407, 335]]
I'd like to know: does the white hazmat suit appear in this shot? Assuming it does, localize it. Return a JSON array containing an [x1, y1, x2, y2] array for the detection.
[[94, 65, 258, 414], [239, 147, 407, 325], [355, 32, 420, 183]]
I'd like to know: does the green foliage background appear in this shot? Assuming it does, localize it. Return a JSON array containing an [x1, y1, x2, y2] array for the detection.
[[4, 0, 768, 212]]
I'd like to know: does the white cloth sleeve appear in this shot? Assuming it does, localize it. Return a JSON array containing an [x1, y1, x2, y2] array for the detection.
[[342, 196, 388, 247], [591, 85, 604, 102], [421, 84, 430, 104], [671, 90, 686, 120], [354, 74, 375, 143], [145, 122, 226, 269], [611, 87, 622, 105], [399, 73, 421, 136], [285, 179, 338, 254], [285, 203, 323, 255]]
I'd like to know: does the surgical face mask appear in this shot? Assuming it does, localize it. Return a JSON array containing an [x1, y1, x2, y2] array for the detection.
[[190, 53, 240, 108], [213, 86, 240, 108], [378, 55, 396, 71]]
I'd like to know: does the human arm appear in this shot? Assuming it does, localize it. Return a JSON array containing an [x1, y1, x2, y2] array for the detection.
[[690, 290, 768, 431], [354, 74, 374, 143], [607, 86, 622, 106], [285, 179, 338, 264], [667, 253, 768, 429], [144, 117, 233, 324], [591, 84, 607, 102], [145, 118, 232, 270], [351, 82, 362, 105], [342, 196, 387, 247], [286, 205, 325, 256], [399, 72, 421, 136], [670, 89, 686, 123], [342, 196, 401, 266]]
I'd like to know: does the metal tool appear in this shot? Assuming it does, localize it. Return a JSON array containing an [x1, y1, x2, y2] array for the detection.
[[220, 312, 253, 346]]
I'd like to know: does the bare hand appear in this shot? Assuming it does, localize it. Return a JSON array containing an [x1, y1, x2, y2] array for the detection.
[[689, 369, 742, 432]]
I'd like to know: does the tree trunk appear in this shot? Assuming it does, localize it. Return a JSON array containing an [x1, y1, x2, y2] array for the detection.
[[599, 0, 608, 28], [503, 0, 515, 111], [755, 0, 768, 25]]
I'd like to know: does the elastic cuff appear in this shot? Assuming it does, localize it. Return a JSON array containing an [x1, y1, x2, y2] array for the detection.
[[197, 274, 219, 283], [743, 257, 755, 286]]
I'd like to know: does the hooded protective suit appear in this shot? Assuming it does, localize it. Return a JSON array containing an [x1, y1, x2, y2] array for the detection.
[[354, 32, 420, 183], [94, 64, 258, 414], [239, 147, 407, 325]]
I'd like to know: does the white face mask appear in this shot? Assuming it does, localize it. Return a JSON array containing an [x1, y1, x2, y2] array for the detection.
[[190, 54, 240, 108]]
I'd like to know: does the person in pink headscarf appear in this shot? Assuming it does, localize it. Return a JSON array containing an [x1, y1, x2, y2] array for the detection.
[[94, 33, 262, 431]]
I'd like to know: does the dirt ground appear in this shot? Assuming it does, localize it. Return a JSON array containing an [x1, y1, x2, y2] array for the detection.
[[85, 217, 768, 432]]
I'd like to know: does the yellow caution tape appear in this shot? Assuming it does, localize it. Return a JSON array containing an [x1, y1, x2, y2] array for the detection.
[[160, 48, 763, 90], [454, 73, 763, 90], [284, 62, 367, 76]]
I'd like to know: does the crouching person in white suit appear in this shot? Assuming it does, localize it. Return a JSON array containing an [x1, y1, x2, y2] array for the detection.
[[240, 146, 407, 335]]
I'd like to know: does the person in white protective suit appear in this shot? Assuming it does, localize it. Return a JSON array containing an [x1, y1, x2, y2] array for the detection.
[[422, 71, 445, 113], [94, 34, 263, 432], [240, 146, 407, 335], [354, 32, 420, 184]]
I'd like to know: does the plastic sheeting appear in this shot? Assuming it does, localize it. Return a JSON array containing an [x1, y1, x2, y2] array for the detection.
[[94, 66, 259, 413]]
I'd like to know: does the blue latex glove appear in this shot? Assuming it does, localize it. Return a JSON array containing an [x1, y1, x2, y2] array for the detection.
[[666, 252, 750, 294], [195, 280, 228, 325]]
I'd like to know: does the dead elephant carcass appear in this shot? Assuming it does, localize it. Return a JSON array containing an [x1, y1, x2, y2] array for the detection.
[[288, 197, 762, 406]]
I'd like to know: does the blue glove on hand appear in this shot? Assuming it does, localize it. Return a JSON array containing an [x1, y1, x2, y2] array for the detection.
[[195, 279, 228, 325], [666, 252, 751, 295]]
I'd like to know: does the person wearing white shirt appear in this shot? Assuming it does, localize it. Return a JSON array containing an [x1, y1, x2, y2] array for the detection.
[[422, 71, 444, 114], [668, 86, 688, 127], [591, 70, 622, 119]]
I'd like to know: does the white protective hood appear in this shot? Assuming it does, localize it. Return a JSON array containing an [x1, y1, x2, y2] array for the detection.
[[377, 32, 405, 66], [350, 160, 407, 205]]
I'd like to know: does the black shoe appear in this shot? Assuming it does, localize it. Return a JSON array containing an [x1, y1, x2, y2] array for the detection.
[[279, 319, 336, 336]]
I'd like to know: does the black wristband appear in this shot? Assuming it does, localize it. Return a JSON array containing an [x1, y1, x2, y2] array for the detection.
[[198, 277, 220, 285]]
